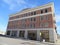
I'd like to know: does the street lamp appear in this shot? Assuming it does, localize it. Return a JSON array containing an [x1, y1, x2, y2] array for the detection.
[[39, 32, 42, 42], [40, 32, 41, 36]]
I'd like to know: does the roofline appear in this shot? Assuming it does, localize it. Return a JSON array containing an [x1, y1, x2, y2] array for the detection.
[[9, 2, 54, 17]]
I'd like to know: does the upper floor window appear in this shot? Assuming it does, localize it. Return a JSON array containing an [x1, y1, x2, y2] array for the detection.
[[40, 16, 44, 20], [45, 16, 48, 20], [29, 24, 35, 28], [44, 22, 49, 27], [40, 22, 49, 27], [16, 16, 19, 18], [30, 18, 32, 21], [31, 12, 33, 15], [40, 23, 44, 27], [21, 14, 24, 17], [25, 13, 27, 16], [45, 9, 48, 13], [30, 18, 36, 21], [21, 24, 26, 28], [21, 19, 26, 23], [40, 16, 49, 21], [41, 10, 43, 14], [34, 18, 36, 21], [34, 11, 36, 15], [54, 20, 56, 24], [28, 13, 31, 16]]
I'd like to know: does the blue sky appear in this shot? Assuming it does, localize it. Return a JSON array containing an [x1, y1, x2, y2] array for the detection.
[[0, 0, 60, 34]]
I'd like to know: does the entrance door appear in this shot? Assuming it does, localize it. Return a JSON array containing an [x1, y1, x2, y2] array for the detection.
[[11, 31, 17, 37], [19, 31, 25, 38], [40, 30, 49, 42], [28, 31, 37, 40], [7, 31, 10, 35]]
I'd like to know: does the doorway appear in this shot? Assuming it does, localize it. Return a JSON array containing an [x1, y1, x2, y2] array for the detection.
[[40, 30, 49, 42], [19, 31, 25, 38], [11, 31, 17, 37], [28, 30, 37, 40]]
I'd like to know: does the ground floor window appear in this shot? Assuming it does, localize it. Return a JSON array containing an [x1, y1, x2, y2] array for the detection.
[[40, 30, 49, 42], [7, 31, 10, 35], [11, 31, 17, 37], [19, 31, 25, 38], [28, 30, 37, 40]]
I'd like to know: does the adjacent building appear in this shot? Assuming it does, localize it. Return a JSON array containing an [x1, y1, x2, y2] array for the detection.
[[0, 30, 5, 35], [6, 3, 57, 43]]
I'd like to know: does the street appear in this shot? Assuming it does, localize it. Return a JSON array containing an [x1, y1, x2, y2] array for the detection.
[[0, 36, 60, 45]]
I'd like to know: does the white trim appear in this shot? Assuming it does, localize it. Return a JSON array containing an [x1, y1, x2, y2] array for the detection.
[[10, 3, 53, 17], [7, 28, 54, 31], [9, 12, 52, 21]]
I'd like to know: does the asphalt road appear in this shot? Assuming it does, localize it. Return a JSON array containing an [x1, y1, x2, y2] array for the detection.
[[0, 36, 60, 45]]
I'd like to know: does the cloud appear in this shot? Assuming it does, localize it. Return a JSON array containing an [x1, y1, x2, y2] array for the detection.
[[3, 0, 12, 4], [2, 0, 27, 10], [57, 26, 60, 30], [56, 25, 60, 34], [55, 15, 60, 23], [9, 4, 16, 10], [15, 0, 26, 5], [2, 0, 37, 10], [55, 15, 60, 34], [3, 0, 26, 5]]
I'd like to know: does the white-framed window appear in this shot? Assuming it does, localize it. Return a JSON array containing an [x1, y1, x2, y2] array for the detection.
[[29, 24, 35, 28], [44, 22, 49, 27], [40, 16, 48, 20], [40, 16, 44, 20], [40, 22, 49, 27]]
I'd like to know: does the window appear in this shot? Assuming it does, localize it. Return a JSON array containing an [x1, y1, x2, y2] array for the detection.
[[33, 24, 35, 28], [41, 10, 43, 14], [54, 20, 56, 24], [29, 24, 32, 28], [40, 23, 44, 27], [45, 9, 48, 13], [23, 14, 25, 17], [7, 31, 10, 35], [30, 18, 36, 21], [21, 15, 23, 17], [22, 14, 25, 17], [34, 11, 36, 15], [30, 18, 32, 21], [44, 23, 49, 27], [45, 16, 48, 20], [40, 16, 48, 21], [21, 19, 26, 23], [14, 25, 17, 29], [21, 14, 23, 17], [28, 18, 30, 21], [40, 22, 49, 27], [11, 31, 17, 37], [40, 16, 44, 20], [34, 18, 36, 21], [31, 12, 33, 15], [25, 13, 27, 16], [19, 31, 25, 37], [16, 16, 19, 18], [29, 24, 35, 28], [53, 14, 55, 17], [21, 24, 26, 28], [28, 13, 30, 16]]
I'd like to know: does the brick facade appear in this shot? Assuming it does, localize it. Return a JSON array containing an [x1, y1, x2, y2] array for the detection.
[[6, 3, 57, 43]]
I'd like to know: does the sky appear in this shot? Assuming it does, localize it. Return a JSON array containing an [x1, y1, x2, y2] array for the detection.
[[0, 0, 60, 34]]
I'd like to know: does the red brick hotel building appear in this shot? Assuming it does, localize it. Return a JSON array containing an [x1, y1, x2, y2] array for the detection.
[[6, 3, 57, 42]]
